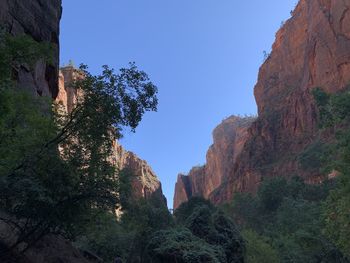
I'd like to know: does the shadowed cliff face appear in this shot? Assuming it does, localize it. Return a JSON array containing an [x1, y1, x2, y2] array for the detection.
[[0, 2, 96, 262], [57, 66, 166, 205], [0, 0, 62, 98], [174, 0, 350, 207], [173, 116, 255, 209]]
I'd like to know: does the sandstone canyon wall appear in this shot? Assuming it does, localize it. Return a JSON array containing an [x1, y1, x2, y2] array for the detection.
[[174, 0, 350, 208], [0, 0, 62, 98], [233, 0, 350, 195], [174, 116, 255, 209], [58, 66, 166, 204]]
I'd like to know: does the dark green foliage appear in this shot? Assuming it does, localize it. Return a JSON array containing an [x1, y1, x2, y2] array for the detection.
[[82, 195, 244, 263], [0, 29, 53, 85], [312, 87, 332, 127], [228, 177, 347, 262], [75, 211, 133, 263], [146, 228, 225, 263], [242, 230, 279, 263], [257, 177, 288, 212], [174, 197, 214, 225], [121, 196, 173, 234], [0, 32, 158, 254], [0, 87, 90, 245], [76, 167, 172, 263], [74, 63, 158, 138], [184, 205, 213, 240], [120, 197, 174, 263], [312, 87, 350, 127], [117, 168, 134, 210], [174, 197, 245, 263], [298, 140, 332, 171], [228, 193, 259, 229], [324, 174, 350, 259], [312, 88, 350, 258], [75, 194, 173, 263], [211, 211, 245, 263]]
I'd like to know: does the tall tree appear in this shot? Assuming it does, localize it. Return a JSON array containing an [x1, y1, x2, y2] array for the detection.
[[0, 32, 158, 255]]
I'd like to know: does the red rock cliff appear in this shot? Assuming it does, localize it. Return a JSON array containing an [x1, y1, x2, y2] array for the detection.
[[174, 116, 255, 209], [0, 0, 62, 98], [112, 141, 166, 202], [232, 0, 350, 197], [174, 0, 350, 207]]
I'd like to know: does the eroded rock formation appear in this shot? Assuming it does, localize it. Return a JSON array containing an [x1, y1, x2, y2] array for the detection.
[[174, 116, 255, 209], [0, 0, 62, 98], [174, 0, 350, 207]]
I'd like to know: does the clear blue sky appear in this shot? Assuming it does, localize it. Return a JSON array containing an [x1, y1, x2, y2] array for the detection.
[[60, 0, 297, 208]]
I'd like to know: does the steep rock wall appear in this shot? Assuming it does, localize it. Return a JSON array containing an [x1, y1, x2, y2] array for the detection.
[[0, 0, 62, 98], [232, 0, 350, 196], [174, 0, 350, 207], [112, 141, 166, 202], [174, 116, 255, 209]]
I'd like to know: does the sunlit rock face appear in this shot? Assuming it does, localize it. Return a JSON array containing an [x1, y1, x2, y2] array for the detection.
[[0, 0, 62, 98], [173, 116, 255, 209], [174, 0, 350, 207], [112, 141, 166, 203], [57, 66, 166, 205], [233, 0, 350, 195], [57, 66, 83, 113]]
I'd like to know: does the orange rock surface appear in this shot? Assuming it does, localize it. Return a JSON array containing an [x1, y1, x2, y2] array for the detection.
[[174, 0, 350, 207], [174, 116, 255, 209]]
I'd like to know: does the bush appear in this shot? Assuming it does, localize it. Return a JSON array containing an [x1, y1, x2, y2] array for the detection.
[[298, 140, 332, 171], [312, 88, 350, 258], [146, 228, 225, 263], [242, 230, 279, 263], [229, 176, 347, 262], [175, 197, 245, 263], [257, 177, 288, 212], [174, 197, 214, 225]]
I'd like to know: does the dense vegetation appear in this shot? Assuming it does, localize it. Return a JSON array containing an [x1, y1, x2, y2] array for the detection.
[[0, 31, 158, 259], [219, 87, 350, 262], [222, 177, 347, 262], [77, 185, 245, 262], [313, 87, 350, 258]]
